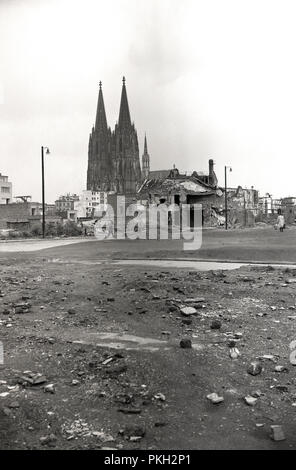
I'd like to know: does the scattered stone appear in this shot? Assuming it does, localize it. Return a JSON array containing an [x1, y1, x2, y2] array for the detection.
[[68, 308, 76, 315], [180, 306, 197, 316], [92, 431, 114, 442], [229, 347, 240, 359], [247, 361, 262, 376], [244, 395, 257, 406], [168, 305, 178, 312], [206, 393, 224, 404], [40, 434, 57, 446], [185, 297, 205, 304], [180, 338, 192, 349], [44, 384, 55, 394], [274, 365, 288, 373], [14, 302, 31, 314], [259, 354, 276, 362], [211, 319, 222, 330], [102, 357, 114, 366], [18, 372, 47, 386], [119, 425, 145, 439], [154, 393, 166, 401], [270, 425, 286, 441], [234, 332, 243, 339]]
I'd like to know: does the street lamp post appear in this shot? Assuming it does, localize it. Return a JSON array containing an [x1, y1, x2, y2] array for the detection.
[[224, 166, 232, 230], [41, 146, 50, 238]]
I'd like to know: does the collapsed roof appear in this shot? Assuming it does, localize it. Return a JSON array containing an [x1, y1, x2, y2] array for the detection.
[[138, 167, 218, 197]]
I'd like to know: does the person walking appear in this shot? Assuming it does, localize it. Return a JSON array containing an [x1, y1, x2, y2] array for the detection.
[[277, 212, 285, 232]]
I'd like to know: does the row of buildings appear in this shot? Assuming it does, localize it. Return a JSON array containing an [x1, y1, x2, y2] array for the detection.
[[1, 171, 293, 233], [1, 77, 296, 233]]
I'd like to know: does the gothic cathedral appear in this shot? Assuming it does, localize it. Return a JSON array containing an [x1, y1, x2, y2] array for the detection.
[[87, 77, 150, 194]]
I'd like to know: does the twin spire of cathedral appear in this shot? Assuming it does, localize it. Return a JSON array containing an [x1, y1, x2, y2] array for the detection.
[[87, 77, 149, 194], [93, 77, 150, 181], [95, 76, 132, 132]]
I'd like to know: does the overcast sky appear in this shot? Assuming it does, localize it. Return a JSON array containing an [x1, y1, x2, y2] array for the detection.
[[1, 0, 296, 202]]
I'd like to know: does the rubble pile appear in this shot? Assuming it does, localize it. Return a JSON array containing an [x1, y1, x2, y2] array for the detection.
[[1, 260, 296, 449]]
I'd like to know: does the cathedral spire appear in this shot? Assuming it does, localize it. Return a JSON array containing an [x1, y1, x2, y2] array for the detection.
[[144, 133, 148, 154], [95, 82, 108, 131], [118, 76, 131, 128], [142, 132, 150, 180]]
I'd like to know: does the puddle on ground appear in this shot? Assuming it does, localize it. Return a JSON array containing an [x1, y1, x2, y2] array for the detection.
[[47, 258, 296, 271], [113, 260, 244, 271], [71, 332, 204, 352]]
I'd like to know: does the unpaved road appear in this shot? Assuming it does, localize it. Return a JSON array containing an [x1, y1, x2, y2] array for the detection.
[[1, 225, 296, 264], [0, 248, 296, 449]]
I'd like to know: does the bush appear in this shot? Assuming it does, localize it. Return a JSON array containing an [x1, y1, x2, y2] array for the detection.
[[8, 230, 20, 239], [21, 231, 31, 238], [45, 222, 57, 237], [56, 222, 64, 236], [30, 224, 42, 237], [63, 220, 83, 237]]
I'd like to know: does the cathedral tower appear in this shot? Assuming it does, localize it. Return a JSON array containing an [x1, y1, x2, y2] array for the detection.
[[112, 77, 142, 194], [87, 82, 112, 191], [87, 77, 144, 195]]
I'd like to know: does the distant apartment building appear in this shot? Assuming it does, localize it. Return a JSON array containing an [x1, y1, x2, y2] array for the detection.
[[258, 194, 282, 215], [74, 190, 109, 218], [55, 193, 79, 213], [0, 173, 12, 204]]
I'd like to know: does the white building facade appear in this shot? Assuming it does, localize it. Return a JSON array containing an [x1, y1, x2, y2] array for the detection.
[[0, 173, 12, 204], [74, 190, 109, 218]]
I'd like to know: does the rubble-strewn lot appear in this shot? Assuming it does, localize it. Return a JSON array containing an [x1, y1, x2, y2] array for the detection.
[[0, 254, 296, 449]]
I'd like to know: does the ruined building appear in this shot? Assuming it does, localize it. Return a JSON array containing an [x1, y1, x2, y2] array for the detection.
[[87, 77, 148, 195]]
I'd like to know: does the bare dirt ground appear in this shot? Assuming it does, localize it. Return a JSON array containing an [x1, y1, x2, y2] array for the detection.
[[1, 236, 296, 450], [1, 225, 296, 262]]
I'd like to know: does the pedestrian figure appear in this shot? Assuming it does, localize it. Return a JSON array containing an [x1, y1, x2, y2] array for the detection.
[[277, 213, 285, 232]]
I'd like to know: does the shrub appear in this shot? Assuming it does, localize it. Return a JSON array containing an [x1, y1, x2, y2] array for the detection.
[[8, 230, 20, 238], [56, 222, 64, 236], [63, 220, 83, 237], [21, 231, 31, 238], [30, 224, 42, 237], [45, 222, 57, 237]]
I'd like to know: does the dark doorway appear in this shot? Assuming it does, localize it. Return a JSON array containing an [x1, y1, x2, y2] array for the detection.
[[174, 194, 180, 206]]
